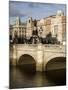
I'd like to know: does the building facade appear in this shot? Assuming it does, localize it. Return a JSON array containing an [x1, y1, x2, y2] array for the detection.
[[10, 10, 66, 44]]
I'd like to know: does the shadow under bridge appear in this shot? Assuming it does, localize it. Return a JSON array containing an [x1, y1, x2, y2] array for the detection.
[[18, 54, 36, 73]]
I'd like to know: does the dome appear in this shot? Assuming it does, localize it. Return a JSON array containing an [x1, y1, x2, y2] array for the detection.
[[57, 10, 64, 16]]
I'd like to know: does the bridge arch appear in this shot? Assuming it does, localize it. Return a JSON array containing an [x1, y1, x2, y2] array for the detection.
[[45, 55, 66, 71], [16, 50, 37, 63], [18, 54, 36, 64], [17, 54, 36, 72]]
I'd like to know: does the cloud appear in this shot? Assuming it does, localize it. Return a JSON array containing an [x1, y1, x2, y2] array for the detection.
[[9, 1, 27, 17], [28, 2, 40, 8], [9, 8, 27, 17], [28, 2, 57, 9], [9, 1, 66, 18]]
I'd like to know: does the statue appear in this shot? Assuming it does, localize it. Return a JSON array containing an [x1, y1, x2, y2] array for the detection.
[[31, 19, 43, 44]]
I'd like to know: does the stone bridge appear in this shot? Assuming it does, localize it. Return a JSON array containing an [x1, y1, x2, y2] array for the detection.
[[11, 44, 66, 71]]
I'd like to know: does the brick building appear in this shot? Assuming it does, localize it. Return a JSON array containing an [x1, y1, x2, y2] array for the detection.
[[10, 10, 66, 44]]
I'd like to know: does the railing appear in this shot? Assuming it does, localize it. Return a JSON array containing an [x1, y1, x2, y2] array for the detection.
[[11, 43, 65, 54], [12, 44, 65, 52], [13, 43, 65, 48]]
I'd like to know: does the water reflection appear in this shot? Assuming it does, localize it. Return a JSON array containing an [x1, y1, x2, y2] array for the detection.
[[10, 66, 66, 89], [46, 69, 66, 85], [18, 54, 36, 73]]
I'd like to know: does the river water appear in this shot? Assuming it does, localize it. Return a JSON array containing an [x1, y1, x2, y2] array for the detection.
[[10, 66, 66, 89]]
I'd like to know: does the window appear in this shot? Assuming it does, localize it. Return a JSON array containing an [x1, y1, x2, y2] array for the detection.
[[22, 30, 24, 33], [29, 19, 30, 23], [54, 25, 58, 36], [19, 30, 21, 32], [14, 31, 17, 35], [14, 31, 17, 38], [62, 23, 66, 41]]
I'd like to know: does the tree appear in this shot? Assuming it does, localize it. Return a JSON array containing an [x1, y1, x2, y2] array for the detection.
[[45, 32, 58, 44]]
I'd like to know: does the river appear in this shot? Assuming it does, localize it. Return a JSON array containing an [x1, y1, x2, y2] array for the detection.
[[9, 66, 66, 89]]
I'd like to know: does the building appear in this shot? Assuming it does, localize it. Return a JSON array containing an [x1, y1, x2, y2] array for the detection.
[[10, 17, 26, 43], [10, 10, 66, 44]]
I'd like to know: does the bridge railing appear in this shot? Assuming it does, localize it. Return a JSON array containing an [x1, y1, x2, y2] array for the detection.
[[12, 44, 66, 51], [11, 44, 66, 53], [13, 43, 66, 48]]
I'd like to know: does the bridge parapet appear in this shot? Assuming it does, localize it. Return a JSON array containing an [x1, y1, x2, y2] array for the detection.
[[14, 44, 65, 53], [15, 44, 38, 51], [43, 44, 65, 53]]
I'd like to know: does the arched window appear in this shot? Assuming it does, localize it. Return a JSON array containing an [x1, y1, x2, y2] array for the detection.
[[29, 19, 30, 23], [14, 31, 17, 36]]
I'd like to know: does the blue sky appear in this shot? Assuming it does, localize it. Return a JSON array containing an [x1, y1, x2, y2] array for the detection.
[[9, 1, 66, 25]]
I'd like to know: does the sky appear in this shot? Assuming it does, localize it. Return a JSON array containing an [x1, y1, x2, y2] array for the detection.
[[9, 1, 66, 25]]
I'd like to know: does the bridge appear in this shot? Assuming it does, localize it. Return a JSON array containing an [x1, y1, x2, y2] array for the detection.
[[10, 44, 66, 71]]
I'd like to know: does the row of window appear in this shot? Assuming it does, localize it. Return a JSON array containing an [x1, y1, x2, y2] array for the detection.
[[14, 27, 26, 30], [14, 25, 58, 37], [13, 24, 66, 38], [14, 30, 25, 36]]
